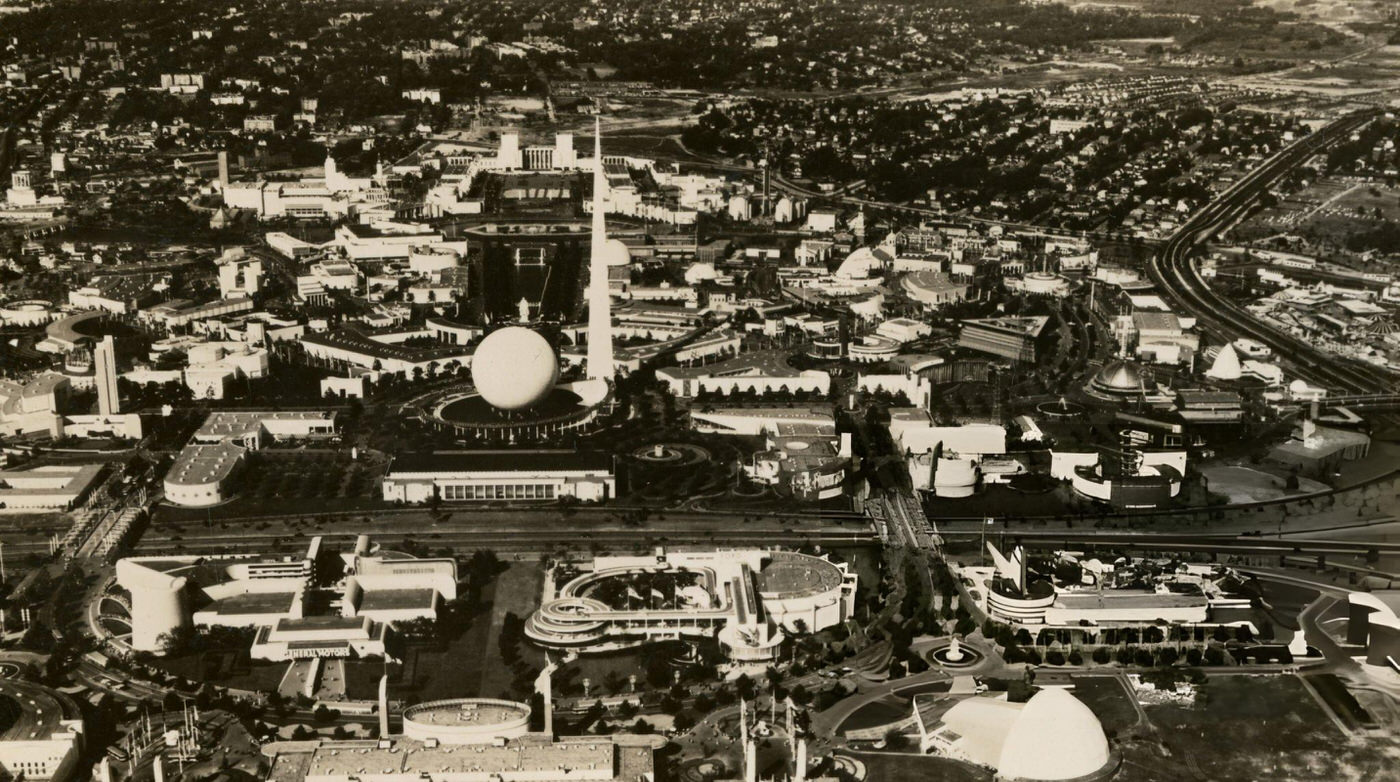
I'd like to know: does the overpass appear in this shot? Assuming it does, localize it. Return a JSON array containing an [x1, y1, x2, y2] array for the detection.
[[1147, 109, 1398, 395]]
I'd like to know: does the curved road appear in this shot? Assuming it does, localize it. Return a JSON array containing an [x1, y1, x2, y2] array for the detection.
[[1147, 109, 1397, 395]]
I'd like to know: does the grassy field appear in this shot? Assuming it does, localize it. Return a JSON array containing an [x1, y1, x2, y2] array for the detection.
[[155, 450, 386, 523], [848, 751, 991, 782], [1069, 675, 1141, 738], [155, 649, 288, 694], [1132, 676, 1397, 781]]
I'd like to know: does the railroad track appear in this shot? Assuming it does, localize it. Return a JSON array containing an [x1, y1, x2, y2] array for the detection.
[[1149, 109, 1398, 395]]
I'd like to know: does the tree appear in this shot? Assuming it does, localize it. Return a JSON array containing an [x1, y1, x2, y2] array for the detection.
[[1092, 647, 1111, 665], [884, 729, 909, 751]]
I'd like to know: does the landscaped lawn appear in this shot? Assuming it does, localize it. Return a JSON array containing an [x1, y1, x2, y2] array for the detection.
[[1135, 675, 1396, 781], [849, 751, 991, 782], [363, 561, 547, 703]]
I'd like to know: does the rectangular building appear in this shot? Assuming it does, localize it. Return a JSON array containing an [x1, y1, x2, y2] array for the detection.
[[956, 316, 1050, 363], [382, 451, 614, 503]]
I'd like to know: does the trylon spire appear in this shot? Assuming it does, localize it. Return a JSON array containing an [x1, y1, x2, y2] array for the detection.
[[587, 117, 615, 381]]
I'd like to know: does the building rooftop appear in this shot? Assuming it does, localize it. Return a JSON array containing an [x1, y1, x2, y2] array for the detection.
[[305, 738, 621, 778], [387, 450, 612, 476], [211, 591, 298, 616], [194, 410, 336, 441], [404, 700, 530, 728], [656, 349, 806, 380], [1053, 589, 1208, 610], [756, 553, 845, 598], [357, 588, 438, 612], [960, 315, 1050, 337], [165, 441, 245, 487]]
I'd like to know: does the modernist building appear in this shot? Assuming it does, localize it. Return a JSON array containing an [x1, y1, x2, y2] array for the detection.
[[915, 688, 1112, 781], [1267, 419, 1371, 478], [115, 535, 455, 659], [93, 335, 119, 416], [525, 548, 856, 662], [271, 730, 653, 782], [0, 464, 105, 512], [0, 680, 83, 782], [748, 425, 852, 501], [954, 543, 1250, 630], [1050, 449, 1186, 509], [956, 316, 1050, 362], [164, 411, 337, 507], [1346, 591, 1400, 673], [381, 451, 615, 504], [401, 699, 532, 745], [655, 352, 831, 399]]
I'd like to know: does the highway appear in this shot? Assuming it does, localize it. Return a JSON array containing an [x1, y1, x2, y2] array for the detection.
[[1147, 108, 1398, 395], [938, 528, 1398, 556], [124, 527, 879, 558]]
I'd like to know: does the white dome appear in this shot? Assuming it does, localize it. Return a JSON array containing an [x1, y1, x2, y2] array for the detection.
[[471, 327, 558, 411], [998, 689, 1111, 781], [598, 238, 631, 267], [1206, 343, 1242, 381], [684, 262, 717, 284]]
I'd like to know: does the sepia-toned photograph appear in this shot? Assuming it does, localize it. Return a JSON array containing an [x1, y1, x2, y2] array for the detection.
[[0, 1, 1397, 780]]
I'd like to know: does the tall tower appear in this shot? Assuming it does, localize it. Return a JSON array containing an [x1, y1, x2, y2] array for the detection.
[[586, 118, 615, 381], [95, 334, 120, 416]]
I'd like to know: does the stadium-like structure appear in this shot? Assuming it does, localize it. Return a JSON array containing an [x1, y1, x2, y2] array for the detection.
[[525, 549, 856, 662]]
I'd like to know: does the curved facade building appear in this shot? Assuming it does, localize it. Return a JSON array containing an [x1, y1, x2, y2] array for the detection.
[[526, 550, 856, 661], [116, 559, 189, 652], [0, 299, 57, 327], [1347, 591, 1400, 670], [401, 699, 531, 745], [163, 441, 246, 507], [986, 579, 1058, 624]]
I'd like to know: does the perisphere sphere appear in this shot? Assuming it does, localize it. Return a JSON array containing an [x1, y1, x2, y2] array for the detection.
[[471, 327, 558, 411]]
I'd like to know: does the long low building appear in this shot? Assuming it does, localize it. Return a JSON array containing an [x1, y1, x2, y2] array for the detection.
[[164, 410, 338, 507], [0, 464, 105, 512], [0, 680, 83, 782], [381, 450, 615, 504], [655, 351, 831, 398], [272, 734, 654, 782], [116, 535, 456, 658]]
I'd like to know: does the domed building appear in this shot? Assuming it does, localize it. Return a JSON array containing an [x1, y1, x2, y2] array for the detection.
[[470, 327, 559, 411], [597, 237, 630, 267], [918, 688, 1113, 781], [1087, 360, 1154, 401], [432, 326, 608, 440]]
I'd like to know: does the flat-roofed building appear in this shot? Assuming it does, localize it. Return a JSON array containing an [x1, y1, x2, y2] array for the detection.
[[956, 316, 1050, 362], [655, 351, 830, 398], [164, 441, 246, 507], [118, 535, 458, 657], [0, 680, 84, 782], [0, 463, 105, 511], [382, 450, 615, 504], [165, 410, 338, 506], [273, 736, 654, 782]]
